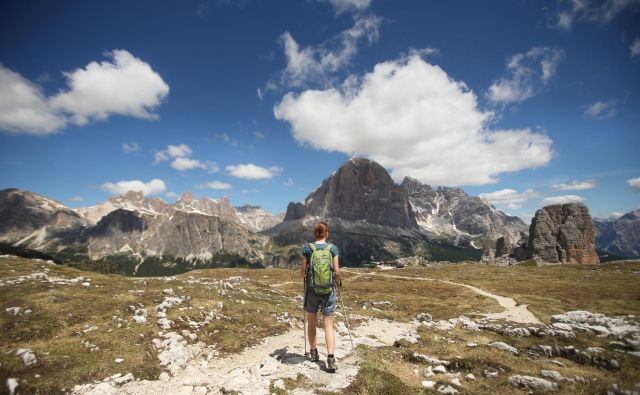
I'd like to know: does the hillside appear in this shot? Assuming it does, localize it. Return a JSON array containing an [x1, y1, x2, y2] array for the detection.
[[1, 256, 639, 394]]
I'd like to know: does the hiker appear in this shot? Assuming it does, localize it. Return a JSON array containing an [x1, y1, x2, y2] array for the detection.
[[301, 221, 341, 372]]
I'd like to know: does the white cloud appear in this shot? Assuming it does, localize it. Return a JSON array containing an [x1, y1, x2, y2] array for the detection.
[[49, 50, 169, 125], [630, 38, 640, 57], [487, 47, 565, 104], [479, 188, 539, 209], [0, 65, 67, 135], [278, 14, 381, 88], [69, 196, 84, 202], [628, 177, 640, 191], [550, 179, 597, 191], [274, 54, 554, 186], [553, 0, 640, 30], [171, 157, 205, 171], [541, 195, 585, 206], [101, 178, 166, 196], [226, 163, 282, 180], [584, 100, 616, 120], [198, 181, 233, 190], [122, 142, 140, 153], [241, 188, 260, 194], [257, 88, 264, 101], [154, 144, 218, 173], [0, 50, 168, 135], [317, 0, 372, 15], [253, 131, 265, 140], [165, 191, 179, 199], [284, 178, 294, 187]]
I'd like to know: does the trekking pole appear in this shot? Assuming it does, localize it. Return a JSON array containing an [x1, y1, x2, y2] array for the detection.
[[303, 278, 308, 359], [336, 281, 357, 361]]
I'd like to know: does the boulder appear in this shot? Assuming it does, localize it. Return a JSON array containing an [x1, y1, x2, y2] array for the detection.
[[527, 203, 599, 264]]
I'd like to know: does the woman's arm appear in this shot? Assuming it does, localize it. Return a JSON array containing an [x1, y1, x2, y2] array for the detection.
[[333, 255, 341, 282], [301, 255, 308, 280]]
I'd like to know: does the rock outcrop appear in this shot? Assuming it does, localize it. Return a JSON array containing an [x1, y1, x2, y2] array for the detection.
[[400, 177, 528, 254], [594, 209, 640, 259], [267, 158, 481, 265], [0, 189, 268, 275], [234, 205, 284, 232], [527, 203, 599, 264], [302, 157, 417, 228]]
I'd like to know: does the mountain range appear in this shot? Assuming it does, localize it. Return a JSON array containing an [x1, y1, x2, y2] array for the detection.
[[0, 157, 637, 275]]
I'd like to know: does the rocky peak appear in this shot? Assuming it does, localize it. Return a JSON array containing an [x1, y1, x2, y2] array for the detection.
[[287, 157, 417, 228], [594, 208, 640, 259], [527, 203, 599, 264], [401, 177, 528, 252], [234, 205, 284, 232]]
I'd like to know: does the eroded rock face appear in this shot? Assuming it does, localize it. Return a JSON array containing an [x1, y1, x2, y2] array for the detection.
[[527, 203, 599, 264], [297, 157, 417, 229], [400, 177, 528, 252], [594, 209, 640, 259]]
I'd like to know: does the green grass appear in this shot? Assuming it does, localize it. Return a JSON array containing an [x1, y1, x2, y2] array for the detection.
[[2, 257, 639, 394]]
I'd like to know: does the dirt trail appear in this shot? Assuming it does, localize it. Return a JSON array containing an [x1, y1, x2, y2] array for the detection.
[[103, 319, 413, 395], [357, 271, 542, 325]]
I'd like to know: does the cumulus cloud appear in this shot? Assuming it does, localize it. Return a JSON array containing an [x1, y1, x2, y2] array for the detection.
[[584, 100, 616, 120], [49, 50, 169, 125], [628, 177, 640, 191], [0, 50, 168, 135], [198, 181, 233, 190], [154, 143, 219, 172], [479, 188, 539, 209], [553, 0, 640, 30], [487, 47, 565, 104], [165, 191, 179, 199], [275, 54, 554, 186], [122, 142, 140, 153], [550, 179, 597, 191], [542, 195, 585, 205], [226, 163, 282, 180], [101, 178, 166, 196], [317, 0, 372, 15], [632, 38, 640, 57], [0, 65, 68, 134], [278, 14, 381, 88]]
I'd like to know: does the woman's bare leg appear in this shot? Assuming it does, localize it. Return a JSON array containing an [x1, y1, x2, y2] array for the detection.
[[323, 314, 335, 355], [307, 312, 318, 349]]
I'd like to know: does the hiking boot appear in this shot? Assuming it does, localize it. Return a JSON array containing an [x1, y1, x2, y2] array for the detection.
[[309, 348, 319, 362], [327, 356, 337, 372]]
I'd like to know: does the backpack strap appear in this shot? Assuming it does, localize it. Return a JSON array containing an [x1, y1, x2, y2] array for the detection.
[[308, 243, 317, 252], [325, 243, 334, 252]]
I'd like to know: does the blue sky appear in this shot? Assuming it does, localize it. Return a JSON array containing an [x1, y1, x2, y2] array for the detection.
[[1, 0, 639, 221]]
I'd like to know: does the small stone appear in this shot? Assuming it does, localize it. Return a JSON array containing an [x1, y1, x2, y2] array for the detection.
[[466, 342, 478, 348], [416, 313, 433, 322], [433, 365, 447, 374], [508, 375, 558, 391], [422, 380, 436, 389], [465, 373, 476, 381], [163, 288, 174, 295], [540, 370, 563, 382], [273, 379, 286, 390], [550, 360, 564, 367], [484, 368, 499, 379], [115, 358, 124, 364], [489, 341, 519, 355], [451, 378, 461, 386], [437, 384, 459, 394], [7, 378, 18, 395], [425, 366, 434, 377], [16, 349, 36, 366]]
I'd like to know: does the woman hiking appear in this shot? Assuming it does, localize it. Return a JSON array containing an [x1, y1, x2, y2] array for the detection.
[[301, 221, 341, 372]]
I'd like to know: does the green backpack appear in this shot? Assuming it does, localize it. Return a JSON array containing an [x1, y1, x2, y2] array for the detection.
[[307, 243, 335, 295]]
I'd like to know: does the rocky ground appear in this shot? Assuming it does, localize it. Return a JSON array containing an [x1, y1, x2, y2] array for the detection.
[[1, 256, 640, 394]]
